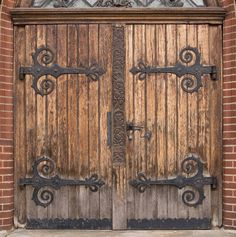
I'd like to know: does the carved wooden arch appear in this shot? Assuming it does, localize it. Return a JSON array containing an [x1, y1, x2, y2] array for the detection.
[[15, 0, 222, 7]]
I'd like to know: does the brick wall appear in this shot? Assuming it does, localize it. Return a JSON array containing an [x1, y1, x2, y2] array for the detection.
[[222, 0, 236, 230], [0, 0, 236, 231], [0, 0, 14, 231]]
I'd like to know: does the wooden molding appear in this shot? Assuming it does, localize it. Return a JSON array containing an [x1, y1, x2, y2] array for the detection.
[[11, 7, 226, 25]]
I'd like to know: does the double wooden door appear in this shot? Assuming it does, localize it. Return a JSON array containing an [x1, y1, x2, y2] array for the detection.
[[15, 23, 222, 229]]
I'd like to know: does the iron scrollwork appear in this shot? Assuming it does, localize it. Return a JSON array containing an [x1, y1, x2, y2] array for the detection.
[[19, 156, 105, 208], [19, 46, 106, 96], [160, 0, 183, 7], [130, 46, 218, 93], [129, 154, 217, 207], [95, 0, 132, 7]]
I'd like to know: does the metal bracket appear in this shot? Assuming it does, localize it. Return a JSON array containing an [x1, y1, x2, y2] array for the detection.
[[130, 46, 218, 93], [129, 154, 217, 207], [19, 46, 106, 96], [19, 156, 105, 208]]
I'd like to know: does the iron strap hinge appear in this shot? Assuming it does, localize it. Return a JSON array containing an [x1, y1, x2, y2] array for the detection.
[[19, 46, 106, 96], [19, 156, 105, 208], [129, 154, 217, 208], [130, 46, 218, 94]]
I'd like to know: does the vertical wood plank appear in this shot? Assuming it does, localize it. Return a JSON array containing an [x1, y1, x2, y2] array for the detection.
[[88, 24, 100, 219], [112, 25, 127, 230], [195, 24, 210, 219], [77, 24, 90, 218], [15, 26, 26, 225], [176, 24, 188, 219], [56, 24, 69, 219], [126, 24, 135, 222], [209, 25, 222, 226], [36, 24, 47, 220], [133, 24, 147, 220], [156, 24, 168, 219], [166, 24, 178, 219], [145, 24, 157, 219], [46, 24, 58, 219], [25, 25, 37, 221], [67, 24, 78, 219], [99, 24, 112, 221]]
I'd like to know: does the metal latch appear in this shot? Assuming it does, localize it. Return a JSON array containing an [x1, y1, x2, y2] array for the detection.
[[126, 122, 152, 141]]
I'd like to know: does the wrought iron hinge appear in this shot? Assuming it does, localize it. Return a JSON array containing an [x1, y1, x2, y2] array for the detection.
[[19, 156, 105, 207], [129, 154, 217, 207], [19, 46, 106, 96], [130, 46, 218, 93]]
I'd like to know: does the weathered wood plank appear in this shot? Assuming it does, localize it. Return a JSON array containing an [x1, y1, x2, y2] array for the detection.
[[67, 24, 79, 219], [176, 24, 188, 219], [133, 24, 147, 220], [46, 24, 58, 219], [126, 24, 135, 222], [112, 25, 127, 230], [56, 24, 69, 219], [156, 24, 168, 219], [166, 24, 178, 219], [99, 24, 112, 221], [145, 24, 157, 219], [88, 24, 100, 219], [25, 24, 37, 221], [77, 24, 90, 218], [194, 24, 210, 219], [36, 24, 47, 220], [209, 25, 222, 226], [15, 26, 26, 225]]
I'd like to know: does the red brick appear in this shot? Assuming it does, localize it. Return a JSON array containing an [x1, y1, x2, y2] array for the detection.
[[224, 211, 236, 219], [224, 190, 233, 197], [224, 175, 234, 182], [2, 218, 13, 226], [224, 204, 233, 211], [224, 218, 233, 226], [2, 189, 13, 196]]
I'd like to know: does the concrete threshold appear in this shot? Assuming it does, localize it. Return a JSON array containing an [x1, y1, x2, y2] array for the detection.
[[1, 229, 236, 237]]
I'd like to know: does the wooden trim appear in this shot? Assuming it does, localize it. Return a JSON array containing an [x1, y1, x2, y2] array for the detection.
[[11, 7, 226, 25]]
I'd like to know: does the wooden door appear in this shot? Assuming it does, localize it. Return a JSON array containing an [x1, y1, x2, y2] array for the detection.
[[15, 23, 113, 229], [15, 22, 222, 230], [122, 23, 222, 229]]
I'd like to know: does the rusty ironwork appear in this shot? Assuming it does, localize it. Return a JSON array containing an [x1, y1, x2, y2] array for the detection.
[[129, 154, 217, 207], [19, 156, 105, 207], [19, 46, 105, 96], [130, 46, 218, 93], [127, 218, 212, 229], [27, 218, 112, 229]]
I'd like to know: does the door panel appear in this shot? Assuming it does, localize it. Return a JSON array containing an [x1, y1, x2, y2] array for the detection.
[[15, 24, 113, 229], [125, 24, 222, 229]]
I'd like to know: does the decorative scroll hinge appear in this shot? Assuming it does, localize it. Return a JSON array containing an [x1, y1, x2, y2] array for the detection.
[[19, 46, 106, 96], [130, 46, 218, 93], [19, 156, 105, 208], [129, 154, 217, 207]]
